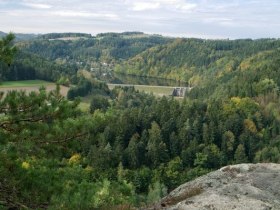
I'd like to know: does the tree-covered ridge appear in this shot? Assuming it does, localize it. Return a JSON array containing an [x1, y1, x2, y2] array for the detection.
[[188, 48, 280, 100], [2, 51, 78, 82], [116, 38, 280, 82], [14, 34, 280, 101], [39, 33, 92, 39], [0, 33, 76, 83], [11, 32, 170, 87], [0, 31, 37, 41], [1, 33, 112, 99], [18, 32, 171, 69]]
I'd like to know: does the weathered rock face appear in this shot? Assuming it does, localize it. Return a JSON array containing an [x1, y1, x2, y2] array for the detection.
[[157, 163, 280, 210]]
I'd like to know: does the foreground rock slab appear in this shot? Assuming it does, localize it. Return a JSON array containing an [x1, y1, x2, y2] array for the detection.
[[157, 163, 280, 210]]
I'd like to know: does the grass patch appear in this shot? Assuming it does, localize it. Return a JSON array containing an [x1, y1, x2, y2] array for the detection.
[[0, 80, 53, 88], [108, 84, 174, 97]]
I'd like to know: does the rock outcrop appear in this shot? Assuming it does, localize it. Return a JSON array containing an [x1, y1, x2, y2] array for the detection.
[[156, 163, 280, 210]]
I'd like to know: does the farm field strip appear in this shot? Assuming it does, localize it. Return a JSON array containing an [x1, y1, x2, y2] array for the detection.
[[0, 80, 52, 87], [0, 80, 69, 97], [108, 83, 174, 96]]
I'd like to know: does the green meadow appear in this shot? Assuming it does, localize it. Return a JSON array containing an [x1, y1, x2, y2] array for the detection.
[[0, 80, 53, 87], [108, 84, 174, 96]]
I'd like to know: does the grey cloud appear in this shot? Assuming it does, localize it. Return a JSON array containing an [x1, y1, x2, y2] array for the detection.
[[0, 0, 280, 38]]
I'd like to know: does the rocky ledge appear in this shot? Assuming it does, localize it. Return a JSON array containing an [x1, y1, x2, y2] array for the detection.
[[156, 163, 280, 210]]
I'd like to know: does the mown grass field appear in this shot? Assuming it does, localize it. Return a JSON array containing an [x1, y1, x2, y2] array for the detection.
[[0, 80, 69, 97], [0, 80, 52, 87], [108, 83, 174, 96]]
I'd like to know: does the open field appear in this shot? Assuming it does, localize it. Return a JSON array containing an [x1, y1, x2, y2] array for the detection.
[[108, 83, 174, 96], [0, 80, 69, 97], [49, 37, 89, 41], [0, 80, 52, 87]]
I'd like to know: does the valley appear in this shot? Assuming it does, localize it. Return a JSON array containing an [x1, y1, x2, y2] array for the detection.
[[1, 31, 280, 210]]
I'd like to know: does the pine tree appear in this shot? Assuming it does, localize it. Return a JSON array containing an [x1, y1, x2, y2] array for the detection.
[[0, 33, 17, 65], [0, 33, 17, 81], [234, 144, 248, 163], [146, 122, 169, 167]]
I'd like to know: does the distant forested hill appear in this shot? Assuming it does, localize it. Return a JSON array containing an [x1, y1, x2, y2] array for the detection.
[[18, 32, 171, 68], [39, 32, 92, 39], [3, 51, 78, 82], [1, 32, 169, 82], [0, 31, 38, 41], [12, 33, 280, 101], [116, 38, 280, 79]]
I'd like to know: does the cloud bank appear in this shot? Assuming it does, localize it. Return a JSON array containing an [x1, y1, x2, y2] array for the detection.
[[0, 0, 280, 38]]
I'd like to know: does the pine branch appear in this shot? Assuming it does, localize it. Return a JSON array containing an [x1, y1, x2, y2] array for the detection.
[[38, 132, 88, 144]]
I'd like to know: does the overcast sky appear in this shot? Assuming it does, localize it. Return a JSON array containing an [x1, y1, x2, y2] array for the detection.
[[0, 0, 280, 39]]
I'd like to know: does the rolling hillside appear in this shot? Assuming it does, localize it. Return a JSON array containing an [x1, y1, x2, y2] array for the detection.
[[18, 32, 171, 68]]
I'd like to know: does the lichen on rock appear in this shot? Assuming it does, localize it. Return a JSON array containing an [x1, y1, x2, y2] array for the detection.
[[153, 163, 280, 210]]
